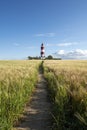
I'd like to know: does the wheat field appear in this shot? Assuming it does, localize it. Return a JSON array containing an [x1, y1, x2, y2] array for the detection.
[[0, 60, 41, 130], [44, 60, 87, 130], [0, 60, 87, 130]]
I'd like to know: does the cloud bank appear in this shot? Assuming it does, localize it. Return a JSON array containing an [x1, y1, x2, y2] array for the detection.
[[54, 49, 87, 59]]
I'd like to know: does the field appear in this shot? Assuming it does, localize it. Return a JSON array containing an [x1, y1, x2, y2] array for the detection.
[[0, 60, 87, 130], [0, 60, 41, 130], [44, 60, 87, 130]]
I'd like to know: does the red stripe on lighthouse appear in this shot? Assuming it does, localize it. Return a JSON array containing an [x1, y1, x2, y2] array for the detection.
[[41, 43, 45, 59]]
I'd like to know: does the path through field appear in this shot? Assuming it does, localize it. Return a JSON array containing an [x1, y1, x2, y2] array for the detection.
[[15, 67, 52, 130]]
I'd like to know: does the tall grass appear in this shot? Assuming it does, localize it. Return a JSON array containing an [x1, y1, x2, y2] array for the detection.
[[0, 60, 41, 130], [44, 60, 87, 130]]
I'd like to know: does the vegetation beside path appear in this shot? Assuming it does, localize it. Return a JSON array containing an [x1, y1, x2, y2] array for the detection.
[[0, 60, 41, 130], [1, 60, 87, 130], [43, 60, 87, 130]]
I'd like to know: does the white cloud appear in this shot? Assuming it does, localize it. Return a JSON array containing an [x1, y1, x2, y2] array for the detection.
[[58, 50, 65, 55], [54, 49, 87, 59], [35, 33, 55, 37], [46, 42, 78, 47], [58, 42, 77, 46]]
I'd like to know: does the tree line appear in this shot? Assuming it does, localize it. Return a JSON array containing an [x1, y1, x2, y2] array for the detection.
[[28, 55, 61, 60]]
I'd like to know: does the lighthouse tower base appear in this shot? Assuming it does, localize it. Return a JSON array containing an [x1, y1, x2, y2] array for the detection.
[[41, 56, 45, 60]]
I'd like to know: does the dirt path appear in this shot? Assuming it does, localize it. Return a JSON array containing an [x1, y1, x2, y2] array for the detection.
[[14, 70, 52, 130]]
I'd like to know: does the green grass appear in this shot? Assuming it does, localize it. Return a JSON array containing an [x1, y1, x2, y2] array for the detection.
[[1, 60, 87, 130], [44, 60, 87, 130], [0, 60, 41, 130]]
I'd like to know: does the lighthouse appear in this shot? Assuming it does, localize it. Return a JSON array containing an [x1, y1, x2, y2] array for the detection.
[[41, 43, 45, 59]]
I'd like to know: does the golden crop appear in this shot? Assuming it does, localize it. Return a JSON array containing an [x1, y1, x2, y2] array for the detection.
[[0, 60, 41, 130], [44, 60, 87, 129]]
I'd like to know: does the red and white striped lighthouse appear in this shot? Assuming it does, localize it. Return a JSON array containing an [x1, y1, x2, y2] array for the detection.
[[41, 43, 45, 59]]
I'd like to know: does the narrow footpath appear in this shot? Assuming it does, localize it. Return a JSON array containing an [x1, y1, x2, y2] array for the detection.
[[15, 66, 52, 130]]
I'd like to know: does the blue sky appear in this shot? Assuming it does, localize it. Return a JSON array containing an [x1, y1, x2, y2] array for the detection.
[[0, 0, 87, 59]]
